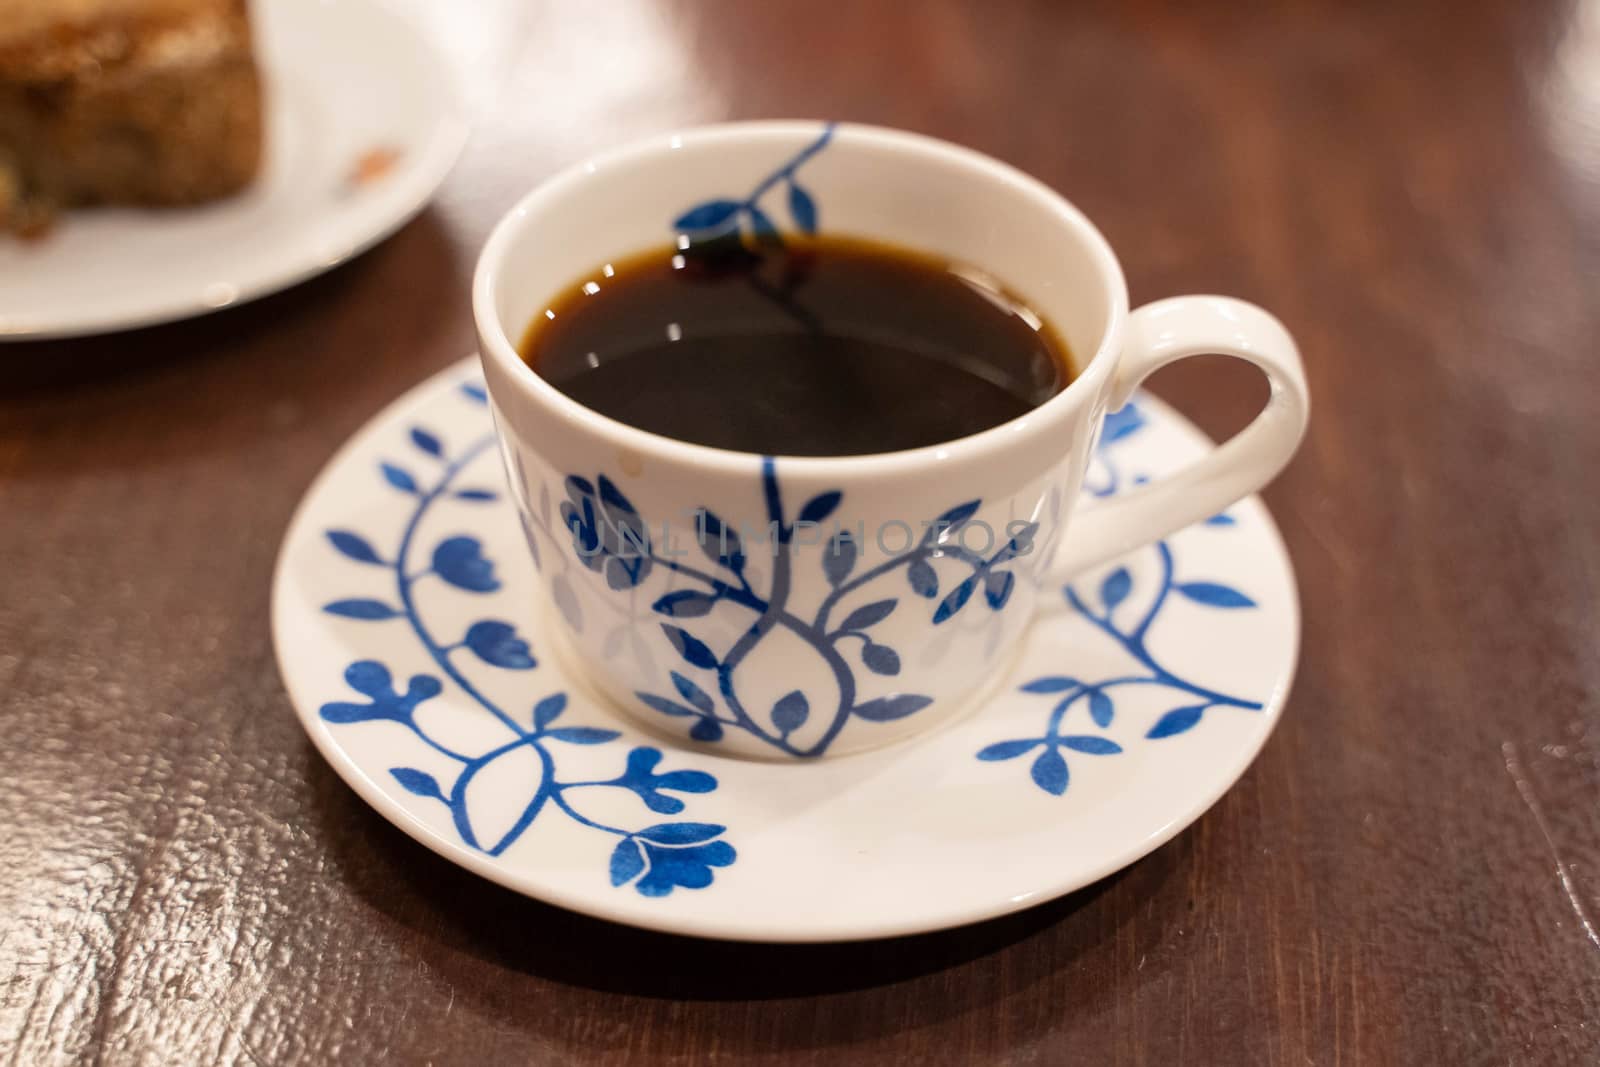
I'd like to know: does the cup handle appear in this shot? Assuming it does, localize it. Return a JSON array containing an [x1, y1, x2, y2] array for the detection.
[[1046, 295, 1310, 580]]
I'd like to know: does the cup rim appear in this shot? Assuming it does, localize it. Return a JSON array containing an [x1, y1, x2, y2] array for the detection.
[[473, 120, 1129, 475]]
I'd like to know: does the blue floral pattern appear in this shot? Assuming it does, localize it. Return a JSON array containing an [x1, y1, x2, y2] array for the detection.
[[525, 458, 1038, 758], [975, 403, 1264, 794], [316, 382, 735, 896]]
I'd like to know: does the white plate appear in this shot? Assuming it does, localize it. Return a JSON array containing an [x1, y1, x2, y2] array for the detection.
[[0, 0, 468, 340], [272, 358, 1300, 942]]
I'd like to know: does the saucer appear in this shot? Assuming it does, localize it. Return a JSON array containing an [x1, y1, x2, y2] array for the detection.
[[272, 357, 1299, 942], [0, 0, 468, 341]]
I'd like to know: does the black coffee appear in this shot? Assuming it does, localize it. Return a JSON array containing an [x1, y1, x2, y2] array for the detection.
[[518, 235, 1075, 456]]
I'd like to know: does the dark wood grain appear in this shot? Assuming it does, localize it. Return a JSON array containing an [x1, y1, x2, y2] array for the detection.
[[5, 1, 1598, 1062]]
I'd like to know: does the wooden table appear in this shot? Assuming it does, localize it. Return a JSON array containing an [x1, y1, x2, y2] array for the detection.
[[5, 1, 1597, 1062]]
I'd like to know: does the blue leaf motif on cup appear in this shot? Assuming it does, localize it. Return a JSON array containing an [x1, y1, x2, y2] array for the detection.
[[672, 124, 835, 258], [860, 642, 900, 676], [823, 529, 857, 586], [670, 671, 715, 714], [787, 182, 818, 234], [654, 590, 718, 618], [932, 576, 976, 625], [315, 386, 736, 895], [907, 557, 939, 598], [853, 694, 934, 722], [771, 690, 810, 736], [695, 509, 745, 573], [662, 624, 718, 670], [797, 490, 842, 525], [561, 475, 653, 591], [984, 571, 1015, 610], [976, 402, 1266, 795], [839, 599, 896, 631]]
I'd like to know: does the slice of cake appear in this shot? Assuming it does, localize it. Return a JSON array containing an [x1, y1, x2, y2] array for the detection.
[[0, 0, 263, 236]]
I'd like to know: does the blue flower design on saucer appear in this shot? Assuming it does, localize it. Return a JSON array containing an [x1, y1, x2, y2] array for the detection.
[[976, 404, 1264, 795], [315, 383, 735, 897]]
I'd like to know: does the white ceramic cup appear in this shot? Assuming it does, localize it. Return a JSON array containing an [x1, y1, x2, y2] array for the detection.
[[474, 121, 1308, 760]]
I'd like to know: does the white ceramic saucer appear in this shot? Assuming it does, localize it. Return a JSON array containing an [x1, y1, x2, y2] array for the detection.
[[272, 358, 1300, 942], [0, 0, 468, 340]]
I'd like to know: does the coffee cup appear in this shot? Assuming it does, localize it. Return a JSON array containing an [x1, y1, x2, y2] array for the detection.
[[474, 121, 1308, 760]]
